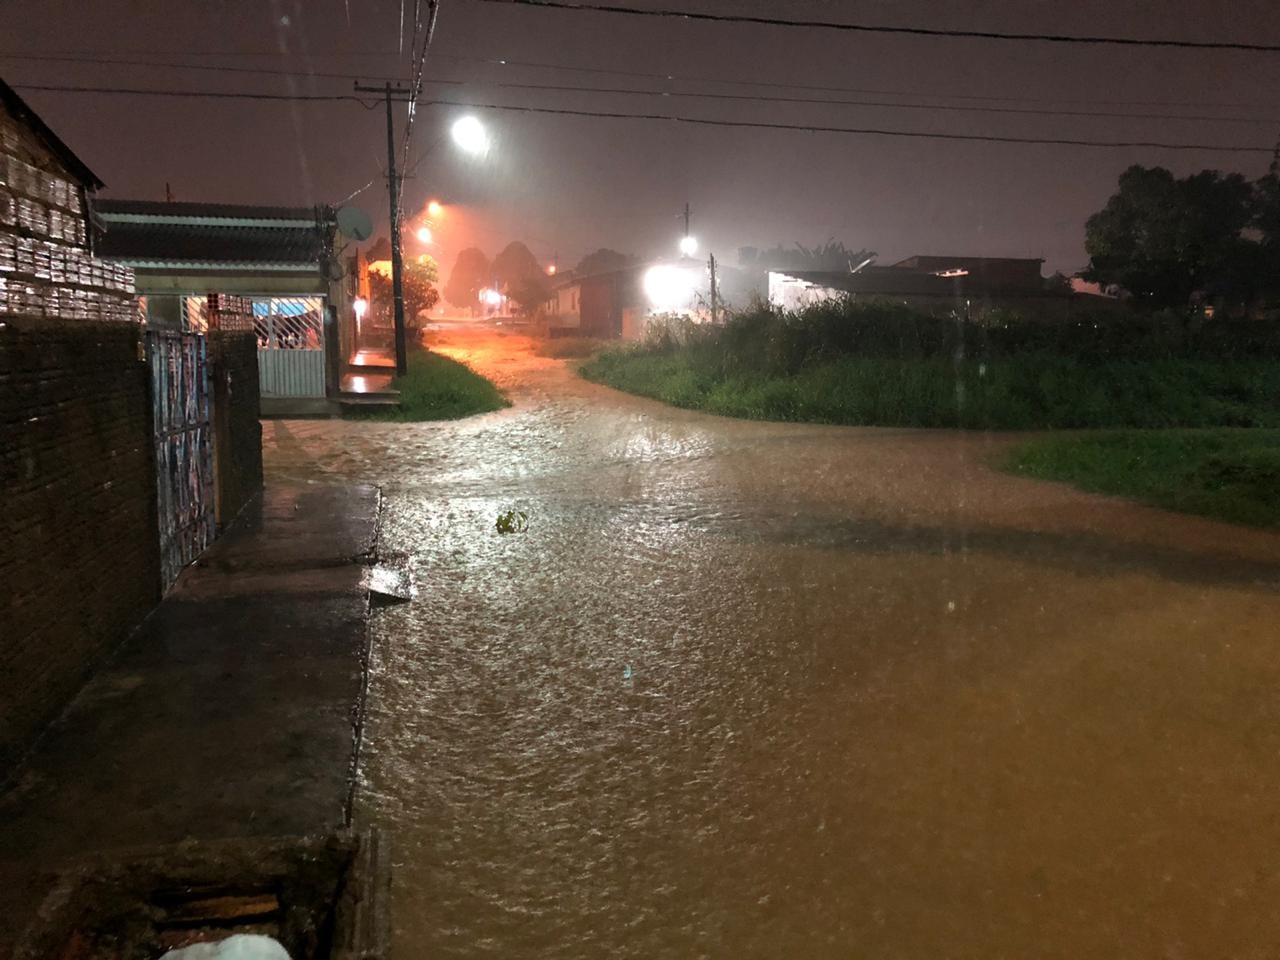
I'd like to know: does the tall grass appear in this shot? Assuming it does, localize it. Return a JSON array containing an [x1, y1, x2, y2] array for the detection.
[[346, 347, 509, 422], [580, 301, 1280, 429]]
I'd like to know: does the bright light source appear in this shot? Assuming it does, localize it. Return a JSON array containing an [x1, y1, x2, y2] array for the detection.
[[353, 296, 368, 319], [480, 287, 504, 306], [546, 264, 557, 276], [451, 116, 490, 155], [643, 265, 697, 312], [426, 200, 443, 218], [679, 235, 698, 256], [416, 226, 432, 244]]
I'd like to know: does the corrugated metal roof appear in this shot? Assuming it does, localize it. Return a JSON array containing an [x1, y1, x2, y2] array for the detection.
[[95, 199, 320, 223], [96, 204, 329, 269]]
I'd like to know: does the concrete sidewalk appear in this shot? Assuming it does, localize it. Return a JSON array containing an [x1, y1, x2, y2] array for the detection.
[[0, 484, 380, 948]]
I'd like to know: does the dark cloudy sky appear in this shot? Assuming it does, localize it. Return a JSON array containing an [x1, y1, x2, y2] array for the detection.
[[5, 0, 1279, 274]]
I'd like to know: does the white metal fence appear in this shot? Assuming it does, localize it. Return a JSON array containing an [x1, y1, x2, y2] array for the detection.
[[253, 296, 326, 397]]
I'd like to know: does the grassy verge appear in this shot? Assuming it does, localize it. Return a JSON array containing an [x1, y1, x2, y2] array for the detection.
[[581, 350, 1280, 430], [580, 302, 1280, 430], [346, 347, 509, 422], [534, 336, 610, 359], [1003, 430, 1280, 527]]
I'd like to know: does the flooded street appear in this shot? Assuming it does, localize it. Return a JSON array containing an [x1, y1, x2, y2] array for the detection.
[[265, 324, 1280, 959]]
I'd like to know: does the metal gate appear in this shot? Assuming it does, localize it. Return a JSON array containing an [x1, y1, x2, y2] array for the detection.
[[148, 330, 215, 589], [254, 296, 326, 397]]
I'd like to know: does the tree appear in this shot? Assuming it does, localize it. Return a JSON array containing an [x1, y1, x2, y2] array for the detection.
[[1253, 148, 1280, 300], [444, 247, 490, 310], [491, 241, 543, 289], [367, 255, 439, 331], [508, 274, 551, 315], [574, 248, 636, 276], [1083, 164, 1256, 308]]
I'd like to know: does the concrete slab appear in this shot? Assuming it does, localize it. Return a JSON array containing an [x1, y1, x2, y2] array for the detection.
[[0, 484, 381, 952]]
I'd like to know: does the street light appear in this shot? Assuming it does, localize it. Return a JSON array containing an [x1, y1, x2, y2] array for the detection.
[[426, 199, 443, 218], [416, 225, 433, 244], [451, 115, 490, 156], [679, 235, 698, 257]]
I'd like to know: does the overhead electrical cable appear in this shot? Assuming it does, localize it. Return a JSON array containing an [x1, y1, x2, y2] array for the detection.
[[477, 0, 1280, 54], [15, 82, 1274, 153]]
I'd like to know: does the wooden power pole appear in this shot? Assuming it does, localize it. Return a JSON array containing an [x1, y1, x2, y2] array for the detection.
[[354, 81, 411, 376]]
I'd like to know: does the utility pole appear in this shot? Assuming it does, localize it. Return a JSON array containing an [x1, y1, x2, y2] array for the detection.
[[709, 252, 719, 324], [354, 81, 411, 375], [683, 202, 691, 240]]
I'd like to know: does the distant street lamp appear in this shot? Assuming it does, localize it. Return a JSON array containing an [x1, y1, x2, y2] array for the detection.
[[426, 199, 444, 218], [451, 115, 490, 156], [416, 225, 433, 244], [679, 234, 698, 257]]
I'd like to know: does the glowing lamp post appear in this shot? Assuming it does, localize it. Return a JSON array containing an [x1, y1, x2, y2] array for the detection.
[[353, 295, 368, 335], [451, 116, 490, 156], [416, 225, 433, 244], [643, 264, 698, 313], [678, 234, 698, 257]]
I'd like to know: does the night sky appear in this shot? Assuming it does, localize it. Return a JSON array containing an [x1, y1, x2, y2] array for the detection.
[[5, 0, 1279, 274]]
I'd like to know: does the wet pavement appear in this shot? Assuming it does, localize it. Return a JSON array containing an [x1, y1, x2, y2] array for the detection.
[[266, 324, 1280, 959], [0, 485, 379, 953]]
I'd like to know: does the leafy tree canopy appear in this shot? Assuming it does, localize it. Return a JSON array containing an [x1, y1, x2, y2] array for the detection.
[[1083, 164, 1259, 307], [491, 241, 543, 289], [574, 248, 637, 276], [444, 247, 490, 309], [368, 254, 440, 329]]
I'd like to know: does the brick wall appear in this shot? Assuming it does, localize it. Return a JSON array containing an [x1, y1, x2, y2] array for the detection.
[[0, 317, 159, 771], [209, 328, 263, 525], [0, 97, 152, 773]]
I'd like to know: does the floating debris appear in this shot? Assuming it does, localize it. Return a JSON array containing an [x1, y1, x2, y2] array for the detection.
[[495, 510, 529, 534]]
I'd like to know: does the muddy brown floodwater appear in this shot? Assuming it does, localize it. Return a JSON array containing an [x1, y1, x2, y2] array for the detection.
[[264, 323, 1280, 960]]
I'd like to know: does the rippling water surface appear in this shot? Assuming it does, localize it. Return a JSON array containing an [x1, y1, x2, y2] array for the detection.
[[265, 326, 1280, 959]]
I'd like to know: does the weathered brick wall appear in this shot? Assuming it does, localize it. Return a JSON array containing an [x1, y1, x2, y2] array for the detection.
[[209, 328, 263, 525], [0, 96, 150, 774], [0, 318, 159, 772]]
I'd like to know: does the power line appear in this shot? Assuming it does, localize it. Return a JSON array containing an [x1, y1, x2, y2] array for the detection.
[[13, 83, 394, 106], [7, 49, 1275, 112], [0, 51, 401, 84], [419, 97, 1275, 153], [426, 77, 1280, 126], [14, 81, 1275, 152], [479, 0, 1280, 53], [429, 53, 1280, 110]]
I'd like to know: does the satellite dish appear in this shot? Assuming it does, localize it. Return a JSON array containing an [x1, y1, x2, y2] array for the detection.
[[336, 206, 373, 241]]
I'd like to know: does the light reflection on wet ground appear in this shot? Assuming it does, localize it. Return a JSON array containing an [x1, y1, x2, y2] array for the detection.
[[266, 324, 1280, 959]]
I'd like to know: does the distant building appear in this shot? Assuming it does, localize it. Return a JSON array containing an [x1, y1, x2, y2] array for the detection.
[[766, 254, 1089, 318], [544, 262, 659, 339], [97, 200, 356, 412]]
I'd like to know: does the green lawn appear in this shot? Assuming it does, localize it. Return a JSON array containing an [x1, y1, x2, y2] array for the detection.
[[1004, 430, 1280, 527], [346, 347, 509, 422]]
